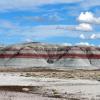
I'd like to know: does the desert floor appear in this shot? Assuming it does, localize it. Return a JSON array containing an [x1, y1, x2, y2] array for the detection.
[[0, 68, 100, 100]]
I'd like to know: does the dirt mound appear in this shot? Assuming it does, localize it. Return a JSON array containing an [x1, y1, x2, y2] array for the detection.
[[0, 42, 100, 69]]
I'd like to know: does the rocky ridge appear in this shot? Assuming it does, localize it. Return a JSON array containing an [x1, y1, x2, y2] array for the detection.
[[0, 42, 100, 69]]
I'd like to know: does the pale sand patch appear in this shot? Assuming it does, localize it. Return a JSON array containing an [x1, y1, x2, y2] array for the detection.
[[0, 72, 100, 99]]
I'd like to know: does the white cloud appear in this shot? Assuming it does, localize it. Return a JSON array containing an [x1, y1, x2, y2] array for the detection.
[[0, 20, 95, 43], [80, 34, 85, 39], [25, 38, 33, 42], [78, 12, 100, 24], [57, 23, 92, 31], [17, 11, 64, 23], [81, 0, 100, 10], [76, 23, 92, 31], [29, 25, 80, 39], [0, 23, 84, 42], [62, 43, 72, 46], [0, 0, 82, 11], [76, 42, 94, 46], [79, 33, 100, 40], [0, 0, 99, 12], [90, 34, 96, 39], [90, 34, 100, 39]]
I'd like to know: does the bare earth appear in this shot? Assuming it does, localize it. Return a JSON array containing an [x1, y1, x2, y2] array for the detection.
[[0, 68, 100, 100]]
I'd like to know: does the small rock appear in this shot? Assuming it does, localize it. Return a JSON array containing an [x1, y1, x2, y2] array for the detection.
[[22, 88, 30, 92]]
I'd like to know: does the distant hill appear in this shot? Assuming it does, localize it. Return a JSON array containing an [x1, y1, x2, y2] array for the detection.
[[0, 42, 100, 69]]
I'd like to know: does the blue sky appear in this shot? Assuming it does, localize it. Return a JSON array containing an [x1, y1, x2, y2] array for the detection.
[[0, 0, 100, 46]]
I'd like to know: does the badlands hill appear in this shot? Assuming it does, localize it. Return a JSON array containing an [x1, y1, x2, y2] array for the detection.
[[0, 42, 100, 69]]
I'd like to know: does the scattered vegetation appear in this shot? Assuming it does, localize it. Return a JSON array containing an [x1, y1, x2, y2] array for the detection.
[[20, 69, 100, 81]]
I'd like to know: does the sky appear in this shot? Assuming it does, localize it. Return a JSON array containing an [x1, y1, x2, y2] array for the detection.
[[0, 0, 100, 46]]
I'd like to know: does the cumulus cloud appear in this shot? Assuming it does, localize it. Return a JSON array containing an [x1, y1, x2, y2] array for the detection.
[[76, 23, 92, 31], [80, 34, 85, 39], [90, 34, 96, 39], [78, 11, 100, 24], [79, 33, 100, 40], [90, 34, 100, 39]]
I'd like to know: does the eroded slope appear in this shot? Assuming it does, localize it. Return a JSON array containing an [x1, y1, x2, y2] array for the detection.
[[0, 42, 100, 69]]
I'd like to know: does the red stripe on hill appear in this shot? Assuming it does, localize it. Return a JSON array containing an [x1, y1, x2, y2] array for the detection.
[[0, 53, 100, 59]]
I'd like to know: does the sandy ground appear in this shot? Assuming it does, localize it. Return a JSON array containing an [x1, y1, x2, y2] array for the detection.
[[0, 91, 61, 100], [0, 71, 100, 100]]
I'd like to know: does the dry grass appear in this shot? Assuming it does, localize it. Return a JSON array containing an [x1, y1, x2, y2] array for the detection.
[[0, 67, 100, 80], [22, 70, 100, 80]]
